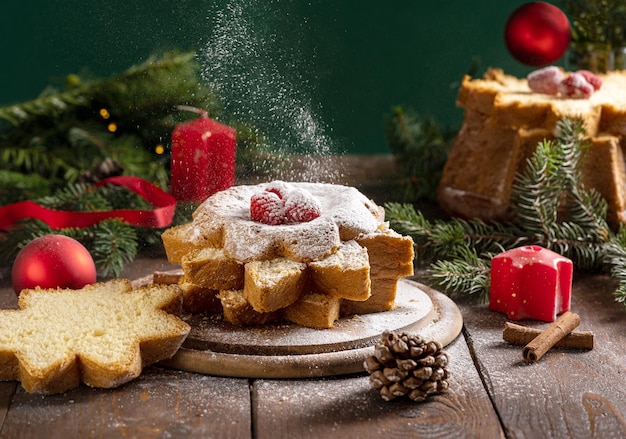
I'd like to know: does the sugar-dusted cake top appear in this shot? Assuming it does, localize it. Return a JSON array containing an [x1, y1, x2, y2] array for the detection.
[[190, 181, 385, 263], [458, 68, 626, 135]]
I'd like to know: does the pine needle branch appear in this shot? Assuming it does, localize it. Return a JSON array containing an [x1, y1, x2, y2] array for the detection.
[[384, 106, 454, 202], [429, 247, 492, 301], [603, 226, 626, 305], [510, 140, 562, 237], [386, 203, 527, 262], [88, 220, 138, 278]]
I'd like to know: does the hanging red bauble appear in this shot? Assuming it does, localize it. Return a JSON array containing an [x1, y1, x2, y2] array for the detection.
[[504, 2, 571, 66], [11, 235, 97, 296]]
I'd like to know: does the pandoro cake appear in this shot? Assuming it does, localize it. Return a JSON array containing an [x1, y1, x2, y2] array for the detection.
[[437, 68, 626, 227], [162, 181, 415, 328], [0, 280, 190, 394]]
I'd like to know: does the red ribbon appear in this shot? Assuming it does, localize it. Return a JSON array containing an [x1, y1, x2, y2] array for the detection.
[[0, 176, 176, 230]]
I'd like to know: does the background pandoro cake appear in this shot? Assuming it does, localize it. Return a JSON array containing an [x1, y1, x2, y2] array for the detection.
[[438, 68, 626, 227]]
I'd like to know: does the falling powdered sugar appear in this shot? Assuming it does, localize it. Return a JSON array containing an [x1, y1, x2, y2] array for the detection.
[[201, 0, 342, 182]]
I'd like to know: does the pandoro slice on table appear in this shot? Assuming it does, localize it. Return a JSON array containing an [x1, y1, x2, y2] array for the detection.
[[0, 279, 190, 394]]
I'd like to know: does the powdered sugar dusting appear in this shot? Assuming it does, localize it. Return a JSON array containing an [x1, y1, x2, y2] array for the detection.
[[284, 188, 322, 223], [201, 0, 342, 182], [191, 181, 384, 262]]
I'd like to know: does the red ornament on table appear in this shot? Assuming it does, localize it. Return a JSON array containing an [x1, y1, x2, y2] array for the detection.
[[489, 245, 573, 322], [504, 2, 571, 66], [170, 106, 237, 202], [11, 235, 97, 296]]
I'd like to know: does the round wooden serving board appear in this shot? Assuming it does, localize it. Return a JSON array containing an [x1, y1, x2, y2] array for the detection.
[[160, 279, 463, 379]]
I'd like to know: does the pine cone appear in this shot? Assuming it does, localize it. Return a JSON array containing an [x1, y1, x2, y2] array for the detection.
[[364, 330, 450, 402]]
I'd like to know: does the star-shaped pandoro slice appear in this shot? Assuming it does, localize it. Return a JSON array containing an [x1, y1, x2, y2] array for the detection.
[[0, 279, 190, 394]]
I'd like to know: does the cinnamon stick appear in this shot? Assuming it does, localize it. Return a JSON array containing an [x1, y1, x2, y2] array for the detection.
[[521, 311, 581, 362], [153, 269, 184, 285], [503, 322, 594, 350]]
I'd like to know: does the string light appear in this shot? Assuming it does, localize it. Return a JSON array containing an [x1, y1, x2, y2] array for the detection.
[[107, 122, 117, 133], [155, 144, 165, 155], [99, 108, 110, 119], [66, 74, 80, 86]]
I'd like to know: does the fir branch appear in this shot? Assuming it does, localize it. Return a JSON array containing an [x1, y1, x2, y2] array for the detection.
[[87, 219, 138, 278], [384, 107, 454, 202], [0, 171, 51, 205], [461, 218, 528, 255], [37, 182, 112, 212], [563, 0, 626, 47], [0, 219, 139, 279], [386, 202, 525, 261], [510, 140, 562, 237], [0, 220, 54, 265], [0, 51, 216, 129], [429, 247, 492, 301], [1, 145, 77, 185], [602, 226, 626, 304], [383, 202, 434, 243], [612, 283, 626, 304], [509, 119, 611, 268], [0, 90, 90, 127], [556, 119, 609, 235], [0, 180, 165, 277], [546, 222, 607, 270]]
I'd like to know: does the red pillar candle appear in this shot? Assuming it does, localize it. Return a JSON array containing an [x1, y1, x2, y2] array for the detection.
[[489, 245, 573, 322], [171, 109, 236, 202]]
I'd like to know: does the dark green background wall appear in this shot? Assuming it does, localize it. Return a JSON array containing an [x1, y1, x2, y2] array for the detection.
[[1, 1, 563, 154]]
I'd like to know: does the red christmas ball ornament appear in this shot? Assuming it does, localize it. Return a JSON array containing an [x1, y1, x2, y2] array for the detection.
[[11, 235, 97, 296], [505, 2, 571, 66]]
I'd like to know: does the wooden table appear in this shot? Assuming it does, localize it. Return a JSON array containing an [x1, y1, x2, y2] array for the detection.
[[0, 256, 624, 438], [0, 156, 624, 437]]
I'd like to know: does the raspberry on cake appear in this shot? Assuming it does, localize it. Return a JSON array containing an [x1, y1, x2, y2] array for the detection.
[[162, 181, 415, 329], [283, 189, 322, 223], [527, 66, 563, 95], [250, 191, 286, 225], [558, 72, 594, 99]]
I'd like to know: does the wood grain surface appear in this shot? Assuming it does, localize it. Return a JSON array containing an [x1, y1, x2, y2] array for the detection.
[[0, 368, 252, 439], [251, 335, 505, 439]]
